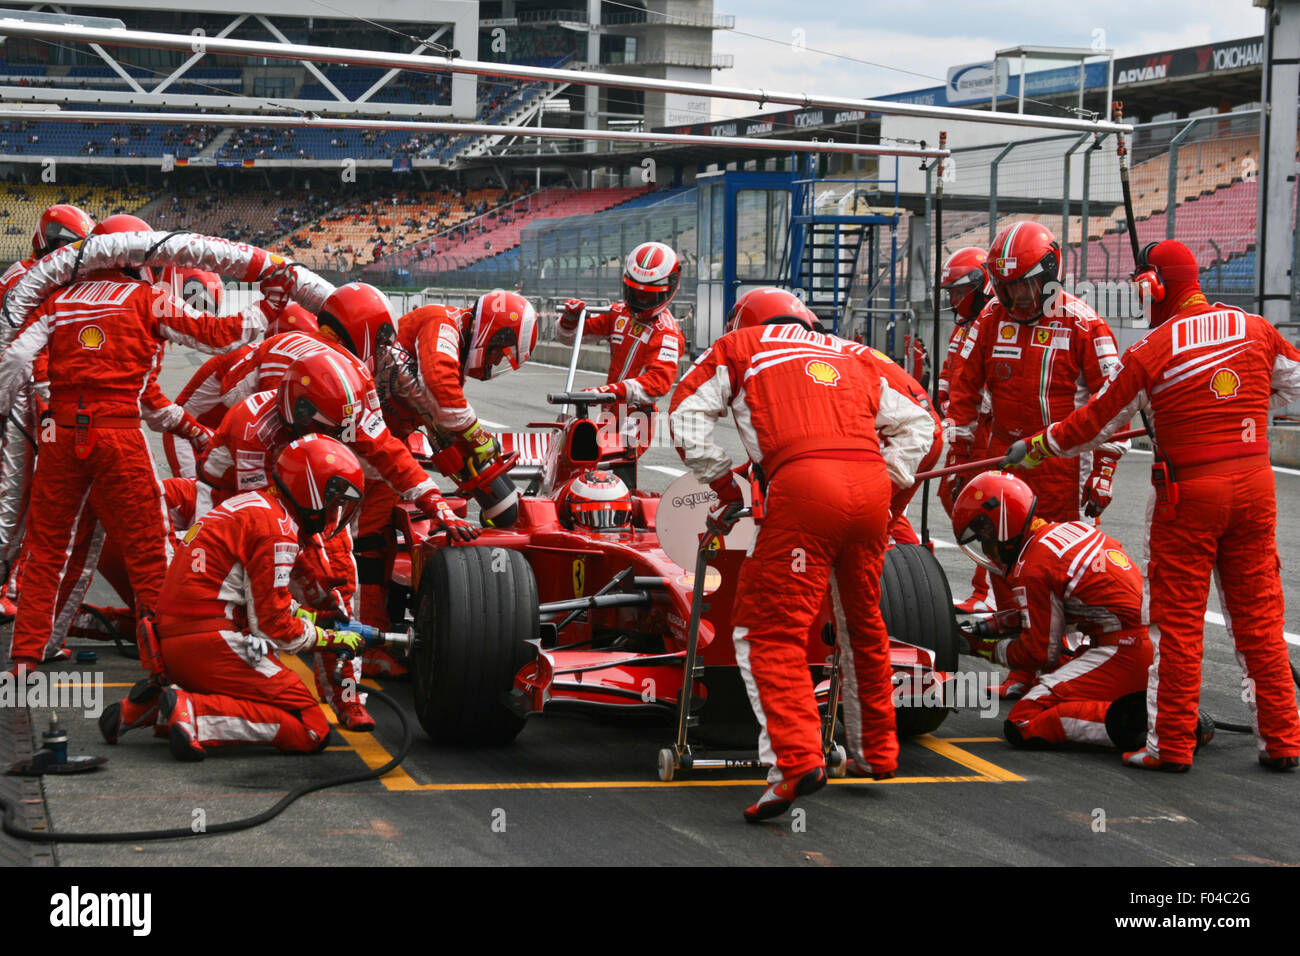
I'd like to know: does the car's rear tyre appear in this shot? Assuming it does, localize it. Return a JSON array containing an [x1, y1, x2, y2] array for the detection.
[[411, 545, 538, 746], [881, 543, 959, 738]]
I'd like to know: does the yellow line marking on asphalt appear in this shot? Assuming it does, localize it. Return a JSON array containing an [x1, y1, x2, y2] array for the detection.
[[379, 774, 1000, 792], [934, 737, 1002, 743], [915, 734, 1026, 782]]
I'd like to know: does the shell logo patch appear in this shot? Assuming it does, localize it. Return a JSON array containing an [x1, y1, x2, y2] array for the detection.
[[1210, 368, 1240, 400], [999, 323, 1017, 340], [182, 522, 203, 546], [78, 325, 106, 350], [1105, 548, 1131, 570], [805, 360, 840, 386]]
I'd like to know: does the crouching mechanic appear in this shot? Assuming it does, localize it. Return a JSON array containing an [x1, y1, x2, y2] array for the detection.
[[670, 292, 935, 822], [558, 241, 686, 487], [952, 471, 1154, 749], [100, 435, 368, 760]]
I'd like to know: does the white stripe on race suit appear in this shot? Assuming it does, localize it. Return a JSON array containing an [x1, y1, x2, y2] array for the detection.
[[196, 713, 279, 745], [929, 534, 1300, 646]]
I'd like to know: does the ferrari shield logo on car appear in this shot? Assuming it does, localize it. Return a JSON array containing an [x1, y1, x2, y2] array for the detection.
[[1210, 368, 1241, 400], [572, 559, 585, 597], [805, 360, 840, 386], [78, 324, 106, 350], [1105, 548, 1131, 569]]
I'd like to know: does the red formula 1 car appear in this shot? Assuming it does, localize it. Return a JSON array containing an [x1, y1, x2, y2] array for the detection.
[[385, 391, 959, 776]]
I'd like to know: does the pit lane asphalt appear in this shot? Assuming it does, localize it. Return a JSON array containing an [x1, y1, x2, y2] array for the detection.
[[8, 354, 1300, 866]]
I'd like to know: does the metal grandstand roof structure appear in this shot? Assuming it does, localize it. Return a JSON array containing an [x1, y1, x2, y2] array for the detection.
[[0, 1, 478, 117], [0, 107, 952, 159], [0, 16, 1134, 136]]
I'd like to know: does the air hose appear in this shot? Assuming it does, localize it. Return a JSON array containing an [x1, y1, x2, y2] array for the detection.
[[0, 687, 411, 844]]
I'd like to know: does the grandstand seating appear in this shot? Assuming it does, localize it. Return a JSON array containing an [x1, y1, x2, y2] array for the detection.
[[283, 188, 510, 270], [0, 183, 154, 261], [369, 185, 655, 276]]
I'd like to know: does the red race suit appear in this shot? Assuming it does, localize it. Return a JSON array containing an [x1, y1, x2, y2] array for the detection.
[[1044, 303, 1300, 765], [156, 488, 330, 754], [670, 323, 934, 783], [992, 520, 1153, 747]]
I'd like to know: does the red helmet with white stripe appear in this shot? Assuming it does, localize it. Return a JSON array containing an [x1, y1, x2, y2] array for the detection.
[[272, 434, 365, 540], [940, 247, 991, 324], [622, 241, 681, 319], [317, 282, 396, 373], [278, 350, 375, 438], [951, 471, 1038, 575], [987, 222, 1060, 324], [559, 469, 632, 532], [466, 290, 538, 381], [726, 286, 819, 333], [32, 204, 95, 258]]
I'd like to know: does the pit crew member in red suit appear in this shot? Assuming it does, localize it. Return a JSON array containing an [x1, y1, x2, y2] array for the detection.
[[558, 242, 686, 486], [670, 295, 934, 821], [953, 471, 1153, 748], [1012, 240, 1300, 772], [0, 215, 273, 674], [104, 435, 368, 760]]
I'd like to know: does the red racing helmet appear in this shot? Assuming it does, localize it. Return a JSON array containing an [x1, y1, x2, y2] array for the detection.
[[268, 302, 319, 337], [986, 222, 1061, 324], [622, 241, 681, 319], [725, 286, 820, 333], [272, 434, 365, 540], [951, 471, 1038, 575], [940, 247, 991, 324], [32, 204, 95, 258], [278, 350, 375, 438], [161, 267, 223, 314], [317, 282, 396, 372], [466, 290, 538, 381], [559, 469, 632, 531]]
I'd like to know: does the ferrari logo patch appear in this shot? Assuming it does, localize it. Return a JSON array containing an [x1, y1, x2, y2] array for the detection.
[[1105, 548, 1131, 570], [572, 559, 585, 597], [869, 347, 893, 363], [78, 325, 106, 350], [995, 256, 1018, 276], [805, 360, 840, 386], [1034, 327, 1051, 346], [1210, 368, 1240, 400]]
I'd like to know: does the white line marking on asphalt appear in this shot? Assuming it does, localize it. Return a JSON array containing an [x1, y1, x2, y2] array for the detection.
[[480, 419, 508, 429], [645, 465, 686, 477], [1124, 445, 1300, 476]]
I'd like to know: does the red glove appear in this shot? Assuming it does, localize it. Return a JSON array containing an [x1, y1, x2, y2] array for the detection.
[[558, 298, 586, 331], [259, 262, 297, 317], [417, 490, 481, 545], [581, 382, 627, 401], [173, 411, 213, 453], [1083, 451, 1119, 518], [705, 473, 745, 538]]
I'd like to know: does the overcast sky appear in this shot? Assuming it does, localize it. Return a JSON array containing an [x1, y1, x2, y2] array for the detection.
[[708, 0, 1266, 120]]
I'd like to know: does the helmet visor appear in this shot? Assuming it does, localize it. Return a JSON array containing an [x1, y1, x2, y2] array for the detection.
[[956, 513, 1006, 575], [570, 500, 631, 531], [989, 272, 1045, 322], [318, 475, 364, 539]]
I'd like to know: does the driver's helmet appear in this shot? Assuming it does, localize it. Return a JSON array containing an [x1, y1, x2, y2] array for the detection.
[[559, 469, 633, 532], [951, 471, 1037, 576]]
